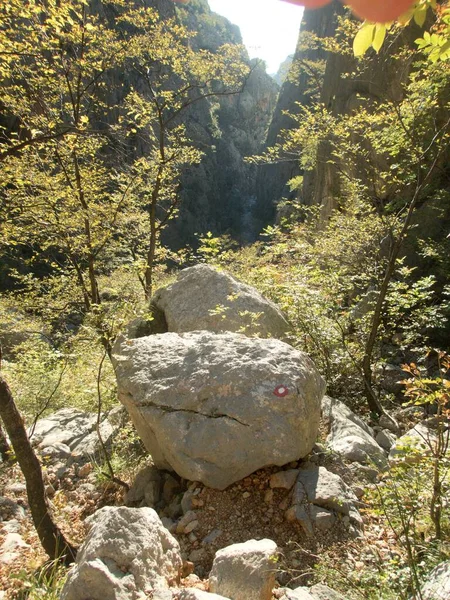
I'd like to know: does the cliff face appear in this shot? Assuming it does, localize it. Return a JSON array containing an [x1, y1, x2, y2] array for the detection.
[[254, 1, 339, 230], [254, 2, 440, 225], [165, 0, 279, 247]]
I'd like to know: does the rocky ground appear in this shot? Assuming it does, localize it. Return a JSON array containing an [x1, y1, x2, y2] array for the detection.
[[0, 406, 407, 600]]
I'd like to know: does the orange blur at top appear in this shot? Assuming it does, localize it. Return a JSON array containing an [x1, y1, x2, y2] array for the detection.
[[172, 0, 417, 23]]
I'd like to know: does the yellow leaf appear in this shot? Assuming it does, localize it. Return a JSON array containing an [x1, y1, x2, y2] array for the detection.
[[413, 5, 428, 27], [353, 23, 376, 58], [372, 24, 386, 53]]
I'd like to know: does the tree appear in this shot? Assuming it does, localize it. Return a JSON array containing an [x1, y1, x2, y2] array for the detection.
[[252, 10, 450, 417], [0, 0, 248, 562]]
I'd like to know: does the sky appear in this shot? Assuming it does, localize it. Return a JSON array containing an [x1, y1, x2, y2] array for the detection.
[[207, 0, 304, 74]]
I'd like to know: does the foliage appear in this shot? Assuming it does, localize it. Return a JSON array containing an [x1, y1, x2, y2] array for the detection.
[[353, 0, 450, 62], [11, 559, 68, 600], [0, 0, 249, 320], [248, 10, 450, 412]]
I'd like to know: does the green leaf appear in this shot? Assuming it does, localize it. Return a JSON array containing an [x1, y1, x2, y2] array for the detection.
[[353, 23, 375, 58], [372, 24, 386, 54]]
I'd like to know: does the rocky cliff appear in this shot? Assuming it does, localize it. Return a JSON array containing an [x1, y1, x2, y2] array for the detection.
[[254, 1, 339, 230], [166, 0, 279, 247], [254, 1, 450, 234]]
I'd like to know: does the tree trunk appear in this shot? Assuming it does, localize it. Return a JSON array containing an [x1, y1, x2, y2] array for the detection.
[[0, 419, 10, 461], [0, 374, 77, 564]]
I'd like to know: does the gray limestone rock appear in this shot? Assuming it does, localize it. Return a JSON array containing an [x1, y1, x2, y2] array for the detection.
[[178, 590, 230, 600], [286, 466, 362, 533], [414, 560, 450, 599], [270, 469, 299, 490], [279, 590, 315, 600], [309, 583, 349, 599], [209, 539, 278, 600], [390, 422, 447, 462], [113, 330, 325, 489], [30, 408, 120, 464], [61, 507, 182, 600], [294, 466, 358, 516], [125, 465, 162, 507], [375, 429, 397, 451], [322, 396, 386, 467], [152, 265, 291, 340]]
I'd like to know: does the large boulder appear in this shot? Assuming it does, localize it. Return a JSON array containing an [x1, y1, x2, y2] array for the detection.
[[152, 265, 291, 340], [61, 507, 182, 600], [209, 539, 278, 600], [113, 331, 325, 489]]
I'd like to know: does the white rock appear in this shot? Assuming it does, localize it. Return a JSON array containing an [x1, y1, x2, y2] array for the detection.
[[1, 532, 30, 552], [413, 560, 450, 599], [152, 265, 291, 340], [209, 539, 278, 600], [61, 507, 182, 600], [30, 408, 120, 464], [293, 467, 359, 516], [113, 331, 325, 490], [0, 532, 30, 565]]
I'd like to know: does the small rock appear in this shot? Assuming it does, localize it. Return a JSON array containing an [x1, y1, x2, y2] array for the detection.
[[55, 464, 69, 479], [184, 520, 199, 534], [77, 463, 92, 478], [181, 560, 195, 577], [2, 519, 21, 534], [41, 443, 72, 461], [161, 517, 177, 533], [242, 492, 251, 499], [209, 539, 278, 600], [285, 505, 313, 536], [179, 590, 231, 600], [202, 529, 223, 545], [176, 511, 198, 534], [281, 589, 315, 600], [181, 491, 195, 513], [270, 469, 299, 490], [379, 413, 400, 433], [166, 500, 183, 520], [264, 489, 274, 504], [45, 484, 56, 498], [1, 532, 30, 555], [5, 483, 26, 495], [188, 548, 205, 563], [309, 583, 349, 599], [375, 429, 397, 451], [311, 507, 336, 531]]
